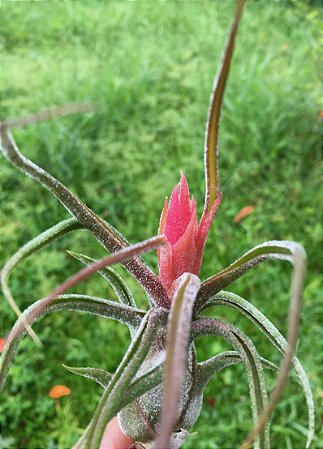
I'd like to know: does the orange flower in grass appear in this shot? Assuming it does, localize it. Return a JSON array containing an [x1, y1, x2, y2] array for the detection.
[[49, 384, 71, 399]]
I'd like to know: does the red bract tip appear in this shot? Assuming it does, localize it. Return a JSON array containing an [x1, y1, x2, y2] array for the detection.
[[158, 173, 221, 296]]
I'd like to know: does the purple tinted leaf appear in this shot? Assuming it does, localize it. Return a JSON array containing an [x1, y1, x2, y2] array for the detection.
[[154, 273, 201, 449], [240, 244, 308, 449], [1, 102, 99, 129], [4, 235, 166, 353], [83, 308, 167, 449], [197, 241, 307, 447]]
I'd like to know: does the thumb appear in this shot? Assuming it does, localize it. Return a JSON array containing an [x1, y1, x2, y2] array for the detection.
[[100, 416, 135, 449], [72, 416, 135, 449]]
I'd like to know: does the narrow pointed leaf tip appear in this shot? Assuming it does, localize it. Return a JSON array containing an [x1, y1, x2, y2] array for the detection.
[[158, 173, 220, 294], [203, 0, 245, 214]]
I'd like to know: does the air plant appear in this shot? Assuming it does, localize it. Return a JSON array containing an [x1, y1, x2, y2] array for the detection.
[[0, 1, 315, 448]]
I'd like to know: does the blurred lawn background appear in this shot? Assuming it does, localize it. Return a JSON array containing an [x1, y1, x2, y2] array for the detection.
[[0, 1, 322, 448]]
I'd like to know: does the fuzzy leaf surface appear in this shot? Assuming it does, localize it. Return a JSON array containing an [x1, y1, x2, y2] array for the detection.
[[0, 294, 144, 390], [0, 126, 169, 307], [196, 240, 305, 310], [192, 317, 270, 449], [203, 290, 314, 448], [154, 273, 201, 449], [80, 308, 168, 449], [63, 365, 113, 388], [203, 0, 245, 211]]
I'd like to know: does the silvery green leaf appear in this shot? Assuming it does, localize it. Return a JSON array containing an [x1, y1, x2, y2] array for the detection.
[[63, 363, 163, 399], [0, 294, 144, 391], [202, 290, 314, 448], [196, 240, 305, 310], [79, 308, 167, 449], [62, 365, 112, 388], [192, 317, 270, 449], [1, 218, 83, 346], [197, 351, 277, 387]]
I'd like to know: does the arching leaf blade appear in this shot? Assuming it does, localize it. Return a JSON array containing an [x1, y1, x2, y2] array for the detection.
[[192, 317, 270, 449], [81, 308, 167, 449], [1, 218, 83, 346], [203, 290, 314, 448], [196, 241, 305, 310], [0, 126, 169, 307], [63, 365, 113, 388], [0, 294, 144, 391]]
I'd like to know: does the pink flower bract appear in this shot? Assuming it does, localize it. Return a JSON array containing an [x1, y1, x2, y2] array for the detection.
[[158, 172, 221, 295]]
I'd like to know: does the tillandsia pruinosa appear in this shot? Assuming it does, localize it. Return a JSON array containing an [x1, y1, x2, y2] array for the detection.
[[0, 1, 315, 448]]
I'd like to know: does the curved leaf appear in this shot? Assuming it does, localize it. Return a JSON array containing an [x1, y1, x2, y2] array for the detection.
[[154, 273, 201, 449], [66, 250, 136, 308], [80, 308, 168, 449], [1, 236, 165, 391], [0, 125, 169, 307], [196, 240, 305, 310], [0, 294, 145, 390], [197, 351, 277, 389], [63, 362, 163, 396], [179, 350, 276, 432], [192, 317, 270, 449], [202, 290, 314, 448], [1, 218, 83, 346], [63, 365, 113, 388]]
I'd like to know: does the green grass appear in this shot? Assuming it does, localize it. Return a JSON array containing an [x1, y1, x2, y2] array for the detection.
[[0, 1, 322, 448]]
